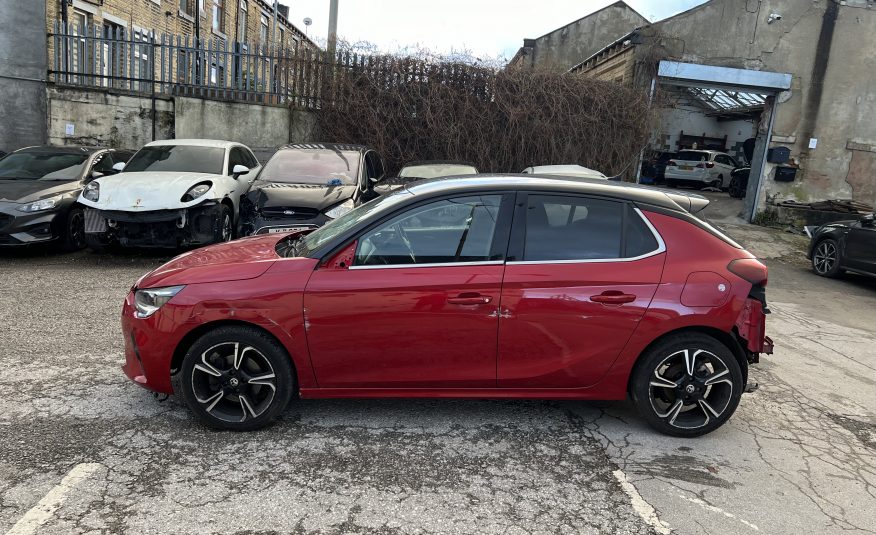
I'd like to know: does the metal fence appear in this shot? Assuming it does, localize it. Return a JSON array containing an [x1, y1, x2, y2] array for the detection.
[[49, 22, 326, 106]]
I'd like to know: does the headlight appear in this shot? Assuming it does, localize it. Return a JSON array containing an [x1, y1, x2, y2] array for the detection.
[[324, 199, 355, 219], [83, 182, 100, 202], [181, 182, 212, 202], [17, 196, 62, 212], [133, 285, 185, 318]]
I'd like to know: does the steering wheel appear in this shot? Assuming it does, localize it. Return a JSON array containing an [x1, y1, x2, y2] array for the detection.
[[393, 222, 417, 264]]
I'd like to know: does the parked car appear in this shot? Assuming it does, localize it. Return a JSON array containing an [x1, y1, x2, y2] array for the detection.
[[372, 160, 480, 197], [664, 150, 740, 189], [640, 151, 677, 185], [239, 143, 385, 236], [121, 175, 772, 437], [807, 213, 876, 278], [728, 167, 751, 198], [78, 139, 260, 250], [0, 145, 133, 249], [521, 164, 607, 179], [0, 150, 7, 160]]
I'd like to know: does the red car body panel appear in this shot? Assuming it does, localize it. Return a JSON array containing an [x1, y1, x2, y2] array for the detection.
[[121, 196, 771, 403]]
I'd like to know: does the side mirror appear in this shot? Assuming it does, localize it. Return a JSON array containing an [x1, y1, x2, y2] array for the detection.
[[862, 214, 875, 227], [232, 164, 250, 179], [89, 170, 105, 180], [112, 162, 126, 172]]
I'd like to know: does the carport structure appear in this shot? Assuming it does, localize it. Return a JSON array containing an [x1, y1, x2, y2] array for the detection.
[[655, 61, 792, 221]]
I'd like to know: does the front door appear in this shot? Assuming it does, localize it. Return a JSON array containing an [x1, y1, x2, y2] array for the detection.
[[304, 193, 512, 388], [498, 194, 665, 388]]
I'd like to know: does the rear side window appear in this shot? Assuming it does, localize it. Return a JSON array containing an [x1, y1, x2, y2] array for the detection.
[[523, 196, 623, 261], [625, 205, 660, 258]]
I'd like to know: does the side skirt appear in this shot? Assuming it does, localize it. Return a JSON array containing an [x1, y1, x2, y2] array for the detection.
[[299, 387, 627, 401]]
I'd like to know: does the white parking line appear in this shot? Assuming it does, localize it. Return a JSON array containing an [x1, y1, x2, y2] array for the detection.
[[4, 463, 103, 535], [677, 494, 760, 531], [612, 469, 672, 535]]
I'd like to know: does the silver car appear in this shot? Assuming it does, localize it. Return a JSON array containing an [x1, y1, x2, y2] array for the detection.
[[664, 150, 739, 189]]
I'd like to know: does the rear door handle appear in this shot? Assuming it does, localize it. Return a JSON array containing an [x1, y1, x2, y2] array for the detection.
[[590, 291, 636, 305], [447, 293, 492, 305]]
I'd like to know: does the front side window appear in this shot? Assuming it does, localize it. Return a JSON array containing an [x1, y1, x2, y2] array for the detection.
[[355, 195, 502, 266], [523, 195, 623, 261], [124, 145, 226, 175]]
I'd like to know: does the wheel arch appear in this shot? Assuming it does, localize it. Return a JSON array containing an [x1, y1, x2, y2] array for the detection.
[[627, 325, 749, 395], [170, 319, 300, 393]]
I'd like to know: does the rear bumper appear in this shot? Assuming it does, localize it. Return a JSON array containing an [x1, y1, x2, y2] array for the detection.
[[665, 171, 709, 183], [735, 298, 773, 355]]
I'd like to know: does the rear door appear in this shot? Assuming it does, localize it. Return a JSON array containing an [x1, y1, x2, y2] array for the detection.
[[498, 193, 665, 388], [844, 221, 876, 273]]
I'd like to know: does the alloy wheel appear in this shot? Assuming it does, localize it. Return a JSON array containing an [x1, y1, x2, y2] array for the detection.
[[221, 214, 233, 242], [813, 240, 838, 275], [69, 210, 86, 249], [190, 342, 277, 423], [648, 348, 734, 430]]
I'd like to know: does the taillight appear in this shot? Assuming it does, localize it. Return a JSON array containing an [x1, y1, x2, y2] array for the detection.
[[667, 160, 677, 167], [728, 258, 768, 286], [705, 161, 715, 168]]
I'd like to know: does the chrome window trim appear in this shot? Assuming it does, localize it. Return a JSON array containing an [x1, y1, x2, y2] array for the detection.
[[349, 260, 504, 270], [508, 207, 666, 265]]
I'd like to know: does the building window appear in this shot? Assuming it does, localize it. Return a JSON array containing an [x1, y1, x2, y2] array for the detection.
[[237, 0, 248, 42], [278, 27, 284, 49], [260, 14, 269, 44], [212, 0, 224, 33], [179, 0, 194, 16]]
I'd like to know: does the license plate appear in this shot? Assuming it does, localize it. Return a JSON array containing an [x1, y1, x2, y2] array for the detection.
[[267, 226, 310, 234], [679, 165, 693, 170]]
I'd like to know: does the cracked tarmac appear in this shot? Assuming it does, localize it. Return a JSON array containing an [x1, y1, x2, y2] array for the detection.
[[1, 209, 875, 534]]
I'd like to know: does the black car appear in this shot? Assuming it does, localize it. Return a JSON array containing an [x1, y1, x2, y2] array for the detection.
[[239, 143, 386, 236], [0, 146, 134, 249], [640, 151, 677, 185], [728, 167, 750, 198], [808, 213, 876, 277]]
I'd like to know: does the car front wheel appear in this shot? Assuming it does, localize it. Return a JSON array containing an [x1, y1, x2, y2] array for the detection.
[[631, 333, 743, 437], [212, 204, 234, 244], [812, 238, 842, 277], [60, 207, 86, 252], [179, 326, 294, 431]]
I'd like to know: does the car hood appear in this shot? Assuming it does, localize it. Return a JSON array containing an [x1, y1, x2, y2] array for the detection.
[[136, 234, 290, 288], [80, 171, 225, 211], [247, 182, 357, 212], [0, 179, 81, 204]]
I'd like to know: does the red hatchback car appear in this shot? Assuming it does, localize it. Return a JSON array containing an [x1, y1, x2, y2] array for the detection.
[[122, 176, 772, 437]]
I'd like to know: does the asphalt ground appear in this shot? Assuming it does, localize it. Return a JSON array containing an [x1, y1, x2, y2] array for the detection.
[[0, 194, 874, 534]]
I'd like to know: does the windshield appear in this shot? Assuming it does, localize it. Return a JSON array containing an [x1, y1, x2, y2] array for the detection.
[[124, 145, 226, 174], [0, 152, 89, 180], [297, 190, 411, 256], [258, 149, 360, 186], [398, 164, 478, 179], [677, 151, 709, 162]]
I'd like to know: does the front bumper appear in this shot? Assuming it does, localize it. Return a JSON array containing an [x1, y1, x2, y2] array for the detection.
[[85, 203, 223, 248], [0, 201, 66, 246], [240, 212, 330, 237], [121, 290, 189, 394]]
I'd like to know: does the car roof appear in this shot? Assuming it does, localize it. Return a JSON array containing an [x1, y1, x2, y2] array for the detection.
[[14, 145, 107, 155], [145, 139, 241, 149], [279, 142, 368, 152], [678, 149, 723, 154], [523, 165, 607, 178], [405, 174, 707, 213], [401, 160, 477, 168]]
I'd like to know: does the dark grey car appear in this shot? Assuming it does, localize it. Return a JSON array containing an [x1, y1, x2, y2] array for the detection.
[[239, 143, 386, 236], [0, 146, 134, 249], [808, 213, 876, 278]]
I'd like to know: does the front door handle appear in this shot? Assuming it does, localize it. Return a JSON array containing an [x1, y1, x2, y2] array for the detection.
[[447, 293, 492, 305], [590, 291, 636, 305]]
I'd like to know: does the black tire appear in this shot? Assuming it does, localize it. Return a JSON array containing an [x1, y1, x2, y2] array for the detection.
[[84, 233, 109, 253], [59, 207, 86, 252], [178, 326, 294, 431], [631, 333, 744, 438], [728, 176, 746, 198], [213, 204, 234, 244], [811, 238, 843, 278]]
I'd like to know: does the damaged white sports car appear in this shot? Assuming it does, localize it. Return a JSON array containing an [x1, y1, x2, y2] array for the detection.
[[78, 139, 260, 249]]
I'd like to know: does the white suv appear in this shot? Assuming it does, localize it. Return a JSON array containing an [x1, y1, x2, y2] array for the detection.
[[664, 150, 739, 189]]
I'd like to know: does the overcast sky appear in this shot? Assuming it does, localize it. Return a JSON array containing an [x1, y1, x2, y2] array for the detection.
[[278, 0, 706, 60]]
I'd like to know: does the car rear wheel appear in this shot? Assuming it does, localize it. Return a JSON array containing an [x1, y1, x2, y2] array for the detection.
[[60, 207, 86, 252], [179, 326, 294, 431], [812, 238, 842, 277], [709, 177, 723, 189], [728, 176, 745, 198], [631, 333, 743, 437]]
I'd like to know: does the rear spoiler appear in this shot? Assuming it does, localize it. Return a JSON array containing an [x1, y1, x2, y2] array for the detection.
[[663, 191, 710, 214]]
